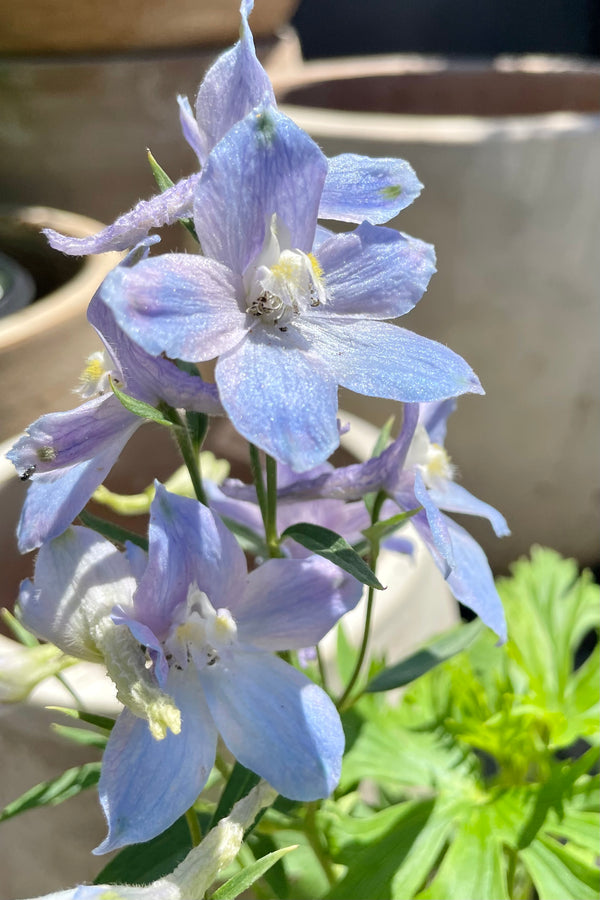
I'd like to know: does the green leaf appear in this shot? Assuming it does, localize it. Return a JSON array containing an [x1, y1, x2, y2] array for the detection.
[[211, 845, 298, 900], [111, 378, 179, 428], [47, 705, 115, 733], [51, 723, 108, 748], [366, 619, 484, 693], [78, 508, 148, 551], [361, 508, 419, 547], [0, 762, 101, 822], [371, 415, 396, 458], [94, 813, 208, 886], [209, 761, 261, 830], [521, 833, 600, 900], [281, 523, 383, 589], [220, 515, 270, 559]]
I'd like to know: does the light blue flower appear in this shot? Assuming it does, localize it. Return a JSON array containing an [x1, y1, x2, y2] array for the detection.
[[251, 402, 509, 639], [7, 242, 223, 553], [101, 103, 481, 471], [43, 0, 420, 258], [19, 486, 362, 852]]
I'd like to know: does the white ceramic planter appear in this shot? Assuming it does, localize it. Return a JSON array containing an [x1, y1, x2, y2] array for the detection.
[[275, 56, 600, 569]]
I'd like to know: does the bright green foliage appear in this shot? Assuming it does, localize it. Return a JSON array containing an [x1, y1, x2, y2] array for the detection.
[[245, 548, 599, 900]]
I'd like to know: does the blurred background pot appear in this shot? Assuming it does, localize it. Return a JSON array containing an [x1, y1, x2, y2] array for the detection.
[[274, 55, 600, 570]]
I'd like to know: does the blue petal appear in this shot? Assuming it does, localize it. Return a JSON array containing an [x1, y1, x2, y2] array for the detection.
[[194, 4, 274, 164], [178, 93, 204, 161], [320, 154, 423, 224], [201, 650, 343, 800], [95, 666, 216, 853], [194, 107, 327, 274], [428, 480, 510, 538], [101, 253, 247, 362], [43, 174, 200, 255], [238, 556, 362, 649], [297, 318, 484, 402], [216, 330, 340, 471], [412, 470, 454, 572], [316, 223, 435, 319], [133, 486, 248, 635], [19, 527, 135, 659], [418, 399, 456, 445], [444, 519, 507, 641], [15, 429, 138, 553]]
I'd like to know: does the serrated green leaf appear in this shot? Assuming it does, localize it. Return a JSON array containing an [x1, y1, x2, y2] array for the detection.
[[51, 723, 108, 748], [0, 762, 101, 822], [521, 833, 600, 900], [111, 378, 179, 428], [417, 809, 509, 900], [366, 619, 483, 693], [361, 508, 419, 547], [211, 845, 297, 900], [281, 523, 383, 589], [78, 509, 149, 551], [47, 706, 115, 733]]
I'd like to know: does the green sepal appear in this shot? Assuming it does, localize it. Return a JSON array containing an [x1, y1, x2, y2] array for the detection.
[[281, 522, 383, 590], [147, 149, 199, 242], [110, 377, 179, 428]]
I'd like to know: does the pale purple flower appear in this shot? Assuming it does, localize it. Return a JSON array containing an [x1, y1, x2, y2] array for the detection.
[[19, 486, 362, 852], [7, 242, 223, 553]]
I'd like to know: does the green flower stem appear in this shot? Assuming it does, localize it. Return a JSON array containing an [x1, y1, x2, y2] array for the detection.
[[304, 801, 336, 889], [185, 806, 202, 848], [162, 405, 208, 506], [316, 644, 329, 693], [249, 444, 268, 525], [336, 490, 387, 712], [265, 454, 282, 558]]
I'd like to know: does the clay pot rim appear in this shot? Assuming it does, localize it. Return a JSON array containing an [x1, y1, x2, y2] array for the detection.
[[0, 207, 120, 353], [275, 53, 600, 143]]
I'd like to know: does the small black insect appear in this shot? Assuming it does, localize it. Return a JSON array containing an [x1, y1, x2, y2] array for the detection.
[[20, 465, 37, 482]]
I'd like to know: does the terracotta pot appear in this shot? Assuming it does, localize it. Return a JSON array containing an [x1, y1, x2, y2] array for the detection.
[[1, 0, 299, 55], [0, 207, 121, 442], [274, 55, 600, 570]]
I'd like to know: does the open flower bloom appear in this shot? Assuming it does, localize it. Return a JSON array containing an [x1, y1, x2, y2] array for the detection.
[[100, 103, 482, 471], [42, 1, 424, 259], [19, 485, 362, 852], [258, 402, 509, 640], [7, 242, 223, 553]]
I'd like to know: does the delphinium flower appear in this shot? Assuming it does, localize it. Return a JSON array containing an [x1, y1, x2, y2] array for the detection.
[[19, 485, 362, 852], [7, 242, 223, 553], [99, 102, 482, 471], [235, 402, 509, 639], [42, 1, 425, 258]]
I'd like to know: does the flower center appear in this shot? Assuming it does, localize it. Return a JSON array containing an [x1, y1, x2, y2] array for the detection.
[[75, 350, 116, 399], [163, 584, 237, 671], [405, 424, 456, 489], [244, 214, 326, 332]]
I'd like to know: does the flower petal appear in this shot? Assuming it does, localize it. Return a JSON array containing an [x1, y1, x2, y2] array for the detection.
[[194, 4, 274, 163], [95, 666, 216, 853], [19, 526, 135, 660], [428, 481, 510, 538], [201, 650, 343, 800], [237, 556, 363, 649], [418, 399, 457, 445], [178, 93, 204, 161], [316, 222, 435, 319], [216, 330, 340, 471], [101, 254, 247, 362], [444, 519, 507, 641], [194, 107, 327, 273], [319, 154, 423, 224], [297, 317, 483, 402], [43, 174, 200, 255], [411, 470, 454, 572], [133, 486, 248, 635], [15, 428, 138, 553]]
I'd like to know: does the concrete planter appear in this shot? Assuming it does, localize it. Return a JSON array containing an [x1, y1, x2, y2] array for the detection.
[[275, 56, 600, 569]]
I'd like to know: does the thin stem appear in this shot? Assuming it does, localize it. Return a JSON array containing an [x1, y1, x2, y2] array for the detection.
[[185, 807, 202, 847], [304, 802, 336, 889], [265, 454, 282, 557], [249, 443, 268, 524], [336, 489, 387, 711], [316, 644, 329, 694], [162, 405, 207, 505]]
